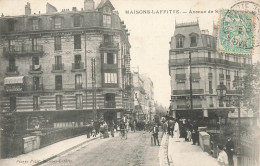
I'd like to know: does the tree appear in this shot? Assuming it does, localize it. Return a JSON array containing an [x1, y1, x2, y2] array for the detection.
[[234, 62, 260, 113]]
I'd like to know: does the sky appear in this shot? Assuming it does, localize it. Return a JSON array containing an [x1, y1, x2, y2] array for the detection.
[[0, 0, 259, 107]]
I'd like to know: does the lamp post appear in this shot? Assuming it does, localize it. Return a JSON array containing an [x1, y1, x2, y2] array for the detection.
[[216, 83, 227, 136]]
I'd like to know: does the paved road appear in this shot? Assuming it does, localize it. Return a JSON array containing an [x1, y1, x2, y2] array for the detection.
[[42, 131, 163, 166]]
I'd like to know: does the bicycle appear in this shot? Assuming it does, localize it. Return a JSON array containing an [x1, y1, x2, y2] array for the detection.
[[120, 129, 127, 139]]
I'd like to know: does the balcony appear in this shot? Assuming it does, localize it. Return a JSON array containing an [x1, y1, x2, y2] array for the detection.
[[219, 74, 224, 80], [176, 104, 202, 109], [3, 45, 43, 56], [71, 62, 85, 72], [226, 75, 230, 80], [75, 84, 83, 89], [227, 90, 241, 95], [169, 57, 252, 68], [193, 104, 202, 108], [29, 65, 43, 74], [6, 66, 19, 75], [99, 42, 119, 51], [104, 101, 116, 108], [52, 64, 65, 73], [172, 89, 204, 95]]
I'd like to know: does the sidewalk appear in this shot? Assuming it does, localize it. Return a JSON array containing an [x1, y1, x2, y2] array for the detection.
[[168, 137, 219, 166], [0, 134, 100, 166]]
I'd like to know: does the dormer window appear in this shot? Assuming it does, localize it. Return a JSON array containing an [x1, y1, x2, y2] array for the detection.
[[54, 17, 62, 29], [103, 6, 111, 28], [73, 15, 81, 27], [32, 19, 39, 30], [175, 34, 185, 48], [189, 33, 198, 47]]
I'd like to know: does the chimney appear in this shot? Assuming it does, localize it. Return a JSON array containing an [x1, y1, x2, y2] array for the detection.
[[46, 3, 57, 14], [84, 0, 95, 11], [25, 2, 31, 15], [72, 7, 77, 11]]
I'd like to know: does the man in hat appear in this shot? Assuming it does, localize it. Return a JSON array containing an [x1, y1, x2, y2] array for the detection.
[[225, 136, 234, 166]]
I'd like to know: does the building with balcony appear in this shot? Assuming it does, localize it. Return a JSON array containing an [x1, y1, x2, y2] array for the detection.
[[0, 0, 132, 130], [168, 21, 252, 121]]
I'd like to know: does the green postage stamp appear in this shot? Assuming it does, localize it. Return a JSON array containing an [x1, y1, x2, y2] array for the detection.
[[217, 10, 255, 55]]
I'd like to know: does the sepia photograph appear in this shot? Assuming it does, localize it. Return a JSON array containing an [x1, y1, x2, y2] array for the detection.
[[0, 0, 259, 166]]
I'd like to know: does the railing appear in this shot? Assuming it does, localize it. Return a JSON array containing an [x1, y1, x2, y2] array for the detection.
[[177, 104, 202, 109], [3, 45, 43, 55], [169, 57, 252, 68], [227, 90, 241, 95], [209, 89, 213, 94], [30, 65, 42, 72], [52, 63, 64, 71], [72, 62, 84, 70], [172, 89, 204, 95], [6, 66, 19, 74], [104, 101, 116, 108], [100, 42, 119, 49]]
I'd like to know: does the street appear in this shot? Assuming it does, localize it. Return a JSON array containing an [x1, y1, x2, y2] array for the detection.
[[42, 131, 163, 166]]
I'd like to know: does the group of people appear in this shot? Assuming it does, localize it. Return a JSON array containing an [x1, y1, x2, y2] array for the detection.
[[217, 136, 235, 166]]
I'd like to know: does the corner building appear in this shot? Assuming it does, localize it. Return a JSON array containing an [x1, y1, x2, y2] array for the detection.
[[168, 21, 252, 121], [0, 0, 132, 129]]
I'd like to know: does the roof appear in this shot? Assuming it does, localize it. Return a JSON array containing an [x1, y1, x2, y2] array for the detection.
[[97, 0, 115, 10]]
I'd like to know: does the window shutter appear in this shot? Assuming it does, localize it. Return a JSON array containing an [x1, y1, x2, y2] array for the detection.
[[113, 54, 117, 64], [104, 53, 107, 64]]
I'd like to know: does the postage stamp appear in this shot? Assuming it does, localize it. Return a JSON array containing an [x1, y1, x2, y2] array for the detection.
[[217, 9, 255, 55]]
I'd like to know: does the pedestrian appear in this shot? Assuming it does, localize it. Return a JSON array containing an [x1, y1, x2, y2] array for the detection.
[[150, 123, 160, 146], [126, 119, 129, 133], [217, 144, 229, 166], [173, 120, 180, 139], [163, 121, 168, 134], [191, 129, 196, 145], [225, 136, 234, 166], [186, 129, 192, 142], [133, 120, 136, 133], [110, 120, 115, 137], [169, 119, 174, 137]]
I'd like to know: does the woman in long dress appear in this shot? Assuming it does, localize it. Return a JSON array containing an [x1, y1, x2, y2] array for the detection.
[[174, 120, 180, 138]]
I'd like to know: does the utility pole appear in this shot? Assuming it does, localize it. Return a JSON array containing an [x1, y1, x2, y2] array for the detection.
[[91, 58, 96, 121], [189, 51, 193, 119]]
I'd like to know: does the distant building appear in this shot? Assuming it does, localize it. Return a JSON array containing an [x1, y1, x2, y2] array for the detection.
[[168, 21, 252, 121], [0, 0, 132, 130]]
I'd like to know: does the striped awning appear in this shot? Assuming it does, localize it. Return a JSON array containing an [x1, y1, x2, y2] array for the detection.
[[4, 76, 24, 84]]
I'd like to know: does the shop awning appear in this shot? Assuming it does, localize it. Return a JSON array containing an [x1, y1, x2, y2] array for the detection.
[[4, 76, 24, 84]]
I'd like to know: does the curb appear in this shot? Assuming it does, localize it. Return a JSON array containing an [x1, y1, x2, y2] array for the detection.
[[159, 133, 170, 166], [33, 136, 99, 166]]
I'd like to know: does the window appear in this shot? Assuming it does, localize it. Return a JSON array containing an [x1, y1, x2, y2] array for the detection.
[[8, 21, 15, 32], [32, 38, 38, 51], [55, 75, 62, 90], [73, 15, 81, 27], [33, 96, 40, 110], [32, 19, 39, 30], [190, 36, 197, 47], [74, 55, 81, 69], [75, 74, 82, 89], [105, 93, 115, 108], [176, 36, 184, 48], [74, 35, 81, 49], [33, 77, 41, 90], [207, 36, 211, 46], [104, 73, 117, 84], [103, 15, 111, 27], [56, 95, 63, 110], [54, 56, 62, 70], [54, 36, 61, 50], [32, 56, 39, 65], [209, 81, 213, 94], [104, 34, 113, 44], [104, 53, 117, 64], [10, 97, 16, 111], [76, 94, 83, 109], [8, 56, 16, 72], [54, 17, 62, 29], [227, 81, 230, 90]]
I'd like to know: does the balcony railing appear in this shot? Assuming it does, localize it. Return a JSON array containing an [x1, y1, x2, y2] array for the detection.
[[169, 57, 252, 68], [100, 42, 119, 50], [52, 64, 64, 72], [219, 74, 224, 80], [176, 104, 202, 109], [3, 45, 43, 56], [104, 101, 116, 108], [75, 84, 83, 89], [172, 89, 204, 95], [29, 65, 43, 74], [227, 90, 241, 95], [6, 66, 19, 75], [72, 62, 85, 71]]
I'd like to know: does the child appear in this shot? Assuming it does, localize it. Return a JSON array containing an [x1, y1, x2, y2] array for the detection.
[[92, 128, 96, 137], [186, 129, 192, 142]]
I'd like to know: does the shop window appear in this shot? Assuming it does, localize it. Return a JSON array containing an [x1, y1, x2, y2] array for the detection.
[[104, 73, 117, 84]]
